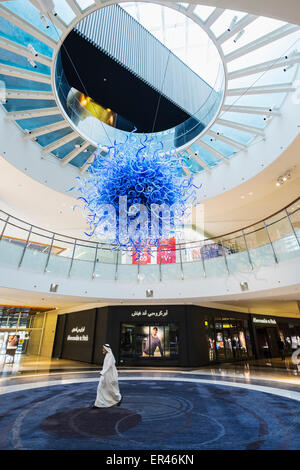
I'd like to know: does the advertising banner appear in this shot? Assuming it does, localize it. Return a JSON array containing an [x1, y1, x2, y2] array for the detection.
[[6, 334, 19, 354], [132, 246, 151, 264], [157, 237, 176, 264]]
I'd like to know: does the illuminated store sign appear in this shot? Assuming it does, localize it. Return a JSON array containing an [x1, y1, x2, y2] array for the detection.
[[252, 317, 277, 325], [131, 309, 169, 318], [67, 326, 89, 342]]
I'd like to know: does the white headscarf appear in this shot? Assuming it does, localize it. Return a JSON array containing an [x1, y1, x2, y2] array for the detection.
[[103, 344, 112, 353], [102, 344, 116, 367]]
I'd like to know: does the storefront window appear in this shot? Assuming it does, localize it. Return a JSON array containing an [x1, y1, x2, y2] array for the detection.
[[18, 314, 31, 328], [120, 323, 179, 361], [211, 316, 251, 362], [216, 331, 225, 360]]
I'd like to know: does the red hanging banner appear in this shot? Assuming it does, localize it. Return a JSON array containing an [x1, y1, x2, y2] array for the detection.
[[157, 238, 176, 264]]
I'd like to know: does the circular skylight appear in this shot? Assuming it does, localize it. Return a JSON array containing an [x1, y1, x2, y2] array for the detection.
[[54, 2, 224, 149], [0, 0, 298, 176]]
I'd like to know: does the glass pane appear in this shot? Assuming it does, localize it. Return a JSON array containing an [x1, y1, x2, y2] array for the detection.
[[46, 235, 74, 277], [21, 228, 53, 273], [224, 332, 233, 359], [203, 242, 227, 277], [53, 0, 76, 24], [223, 234, 252, 273], [0, 222, 28, 268], [215, 330, 225, 360], [6, 314, 19, 328], [289, 207, 300, 243], [120, 324, 135, 361], [265, 211, 293, 242], [119, 322, 179, 363], [161, 263, 182, 281], [169, 323, 179, 357], [266, 212, 300, 261], [75, 0, 94, 10], [182, 260, 205, 280], [118, 264, 138, 282], [70, 241, 96, 279], [3, 0, 61, 40], [138, 264, 160, 283]]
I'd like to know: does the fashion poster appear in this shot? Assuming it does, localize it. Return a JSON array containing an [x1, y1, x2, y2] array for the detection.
[[141, 326, 170, 357]]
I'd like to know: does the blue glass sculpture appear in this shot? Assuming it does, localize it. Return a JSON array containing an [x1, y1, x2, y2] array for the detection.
[[72, 133, 199, 257]]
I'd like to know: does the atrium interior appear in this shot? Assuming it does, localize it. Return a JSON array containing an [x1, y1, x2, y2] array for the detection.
[[0, 0, 300, 454]]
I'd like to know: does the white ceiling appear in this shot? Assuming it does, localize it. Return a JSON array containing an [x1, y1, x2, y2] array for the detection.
[[181, 0, 300, 25], [0, 284, 299, 318]]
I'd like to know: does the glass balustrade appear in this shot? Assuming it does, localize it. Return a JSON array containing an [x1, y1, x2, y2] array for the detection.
[[0, 199, 299, 283]]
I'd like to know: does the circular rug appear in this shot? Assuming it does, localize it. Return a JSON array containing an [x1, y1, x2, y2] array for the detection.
[[0, 379, 299, 450]]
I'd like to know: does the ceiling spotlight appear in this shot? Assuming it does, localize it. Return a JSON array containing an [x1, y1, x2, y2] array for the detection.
[[276, 168, 294, 187], [50, 283, 58, 292], [233, 29, 245, 43], [228, 15, 238, 31], [40, 15, 50, 29], [27, 44, 38, 57], [240, 281, 249, 291], [146, 289, 153, 298], [27, 57, 37, 68]]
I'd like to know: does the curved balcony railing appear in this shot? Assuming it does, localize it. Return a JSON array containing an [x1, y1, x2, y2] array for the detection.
[[54, 51, 225, 151], [0, 198, 299, 283]]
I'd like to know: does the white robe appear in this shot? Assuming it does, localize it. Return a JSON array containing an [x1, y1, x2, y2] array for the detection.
[[94, 351, 122, 408]]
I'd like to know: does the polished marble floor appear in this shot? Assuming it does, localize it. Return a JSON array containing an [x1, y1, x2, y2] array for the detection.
[[1, 354, 300, 450]]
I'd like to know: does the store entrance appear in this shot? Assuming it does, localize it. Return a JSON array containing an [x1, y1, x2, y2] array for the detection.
[[211, 317, 251, 363], [256, 327, 280, 358]]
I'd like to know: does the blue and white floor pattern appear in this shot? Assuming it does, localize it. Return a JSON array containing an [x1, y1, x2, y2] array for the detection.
[[1, 371, 300, 450]]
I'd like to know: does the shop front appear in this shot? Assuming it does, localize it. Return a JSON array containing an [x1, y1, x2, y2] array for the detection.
[[276, 318, 300, 355], [52, 305, 257, 367], [0, 307, 47, 365], [249, 316, 288, 359], [205, 313, 253, 363], [107, 305, 193, 366]]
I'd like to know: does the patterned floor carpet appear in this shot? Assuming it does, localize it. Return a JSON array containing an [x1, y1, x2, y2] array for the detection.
[[1, 379, 300, 450]]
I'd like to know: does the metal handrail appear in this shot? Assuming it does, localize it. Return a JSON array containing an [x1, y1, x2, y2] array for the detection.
[[0, 196, 299, 282], [0, 197, 298, 252]]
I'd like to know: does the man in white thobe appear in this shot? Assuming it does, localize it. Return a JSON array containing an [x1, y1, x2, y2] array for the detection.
[[93, 344, 122, 408]]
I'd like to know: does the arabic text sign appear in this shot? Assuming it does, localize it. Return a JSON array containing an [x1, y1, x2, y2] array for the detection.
[[67, 326, 89, 341], [131, 309, 169, 318]]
